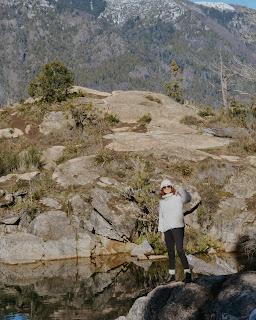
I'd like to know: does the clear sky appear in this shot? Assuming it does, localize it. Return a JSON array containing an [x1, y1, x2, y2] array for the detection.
[[193, 0, 256, 9]]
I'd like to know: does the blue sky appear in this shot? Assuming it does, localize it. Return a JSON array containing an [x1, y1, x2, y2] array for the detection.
[[192, 0, 256, 9]]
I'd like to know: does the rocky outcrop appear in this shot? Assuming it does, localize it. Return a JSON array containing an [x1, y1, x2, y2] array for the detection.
[[186, 165, 256, 252], [131, 240, 154, 259], [101, 91, 230, 160], [0, 186, 144, 263], [117, 272, 256, 320], [90, 188, 140, 241], [187, 255, 237, 276], [0, 190, 27, 208], [39, 111, 75, 135], [0, 171, 40, 184], [29, 210, 75, 240], [0, 231, 96, 264], [52, 155, 100, 188], [40, 145, 65, 169], [70, 86, 111, 99], [0, 128, 23, 139], [203, 127, 249, 139], [39, 197, 62, 210]]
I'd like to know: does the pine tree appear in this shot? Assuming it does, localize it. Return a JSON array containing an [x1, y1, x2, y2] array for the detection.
[[164, 59, 184, 104], [28, 61, 74, 103]]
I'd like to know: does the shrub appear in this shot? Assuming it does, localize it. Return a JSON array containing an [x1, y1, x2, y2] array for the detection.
[[0, 148, 19, 176], [227, 134, 256, 155], [168, 161, 194, 177], [95, 148, 117, 165], [180, 115, 204, 126], [137, 113, 152, 126], [194, 178, 225, 228], [198, 107, 215, 117], [145, 95, 162, 104], [164, 59, 184, 104], [239, 233, 256, 258], [185, 227, 221, 254], [104, 113, 120, 125], [165, 82, 184, 104], [118, 157, 159, 231], [246, 194, 256, 212], [28, 61, 74, 103], [19, 146, 42, 171]]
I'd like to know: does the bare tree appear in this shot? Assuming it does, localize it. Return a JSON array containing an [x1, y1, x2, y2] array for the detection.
[[208, 50, 256, 107]]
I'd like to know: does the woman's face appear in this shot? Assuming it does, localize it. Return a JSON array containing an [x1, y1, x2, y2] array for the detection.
[[162, 185, 172, 194]]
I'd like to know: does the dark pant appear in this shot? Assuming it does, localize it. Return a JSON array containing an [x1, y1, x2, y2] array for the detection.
[[164, 227, 189, 270]]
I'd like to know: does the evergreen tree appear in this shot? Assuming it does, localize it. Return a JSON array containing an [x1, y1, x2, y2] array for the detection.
[[164, 59, 184, 104], [28, 61, 74, 103]]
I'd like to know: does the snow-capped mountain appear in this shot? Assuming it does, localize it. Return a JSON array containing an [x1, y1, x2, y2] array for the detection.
[[0, 0, 255, 106], [100, 0, 184, 25], [195, 2, 235, 11]]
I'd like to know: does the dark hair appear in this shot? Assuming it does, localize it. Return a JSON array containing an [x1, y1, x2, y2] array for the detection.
[[159, 186, 176, 198]]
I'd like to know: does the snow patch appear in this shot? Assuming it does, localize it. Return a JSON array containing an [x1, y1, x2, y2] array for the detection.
[[100, 0, 184, 25], [195, 2, 235, 11]]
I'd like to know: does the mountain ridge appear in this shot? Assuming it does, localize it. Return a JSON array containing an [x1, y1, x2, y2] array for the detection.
[[0, 0, 255, 106]]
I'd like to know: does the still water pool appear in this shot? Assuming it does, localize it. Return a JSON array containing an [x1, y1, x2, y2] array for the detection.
[[0, 254, 238, 320], [0, 255, 169, 320], [2, 316, 29, 320]]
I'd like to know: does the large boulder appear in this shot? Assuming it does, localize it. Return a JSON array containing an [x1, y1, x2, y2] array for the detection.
[[41, 145, 65, 169], [90, 188, 140, 241], [28, 210, 75, 241], [186, 165, 256, 252], [0, 233, 46, 264], [90, 209, 124, 241], [187, 254, 237, 276], [203, 127, 249, 139], [52, 155, 100, 188], [0, 231, 96, 264], [39, 111, 75, 135], [117, 272, 256, 320], [93, 236, 132, 256], [131, 240, 154, 257], [213, 272, 256, 319], [0, 211, 21, 225], [0, 171, 40, 184]]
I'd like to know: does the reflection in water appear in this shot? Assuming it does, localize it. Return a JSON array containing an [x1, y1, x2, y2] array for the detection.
[[3, 315, 29, 320], [0, 254, 240, 320], [0, 255, 169, 320]]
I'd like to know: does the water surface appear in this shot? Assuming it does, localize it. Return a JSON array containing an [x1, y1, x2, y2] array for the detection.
[[0, 253, 239, 320]]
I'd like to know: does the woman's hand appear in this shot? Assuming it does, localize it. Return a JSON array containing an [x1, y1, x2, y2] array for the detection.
[[161, 232, 165, 242]]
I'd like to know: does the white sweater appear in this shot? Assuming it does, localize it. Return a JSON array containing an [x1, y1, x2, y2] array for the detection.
[[158, 188, 190, 232]]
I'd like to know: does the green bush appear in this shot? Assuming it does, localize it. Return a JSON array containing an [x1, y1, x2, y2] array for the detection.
[[164, 59, 184, 104], [165, 82, 184, 104], [104, 113, 120, 125], [198, 107, 215, 117], [180, 115, 204, 126], [185, 227, 221, 254], [137, 113, 152, 126], [95, 148, 117, 165], [28, 61, 74, 103], [145, 95, 162, 104]]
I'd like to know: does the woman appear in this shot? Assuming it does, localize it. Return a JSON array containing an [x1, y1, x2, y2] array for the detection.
[[158, 178, 192, 283]]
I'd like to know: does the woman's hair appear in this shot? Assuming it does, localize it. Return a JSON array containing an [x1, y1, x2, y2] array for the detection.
[[159, 186, 176, 198]]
